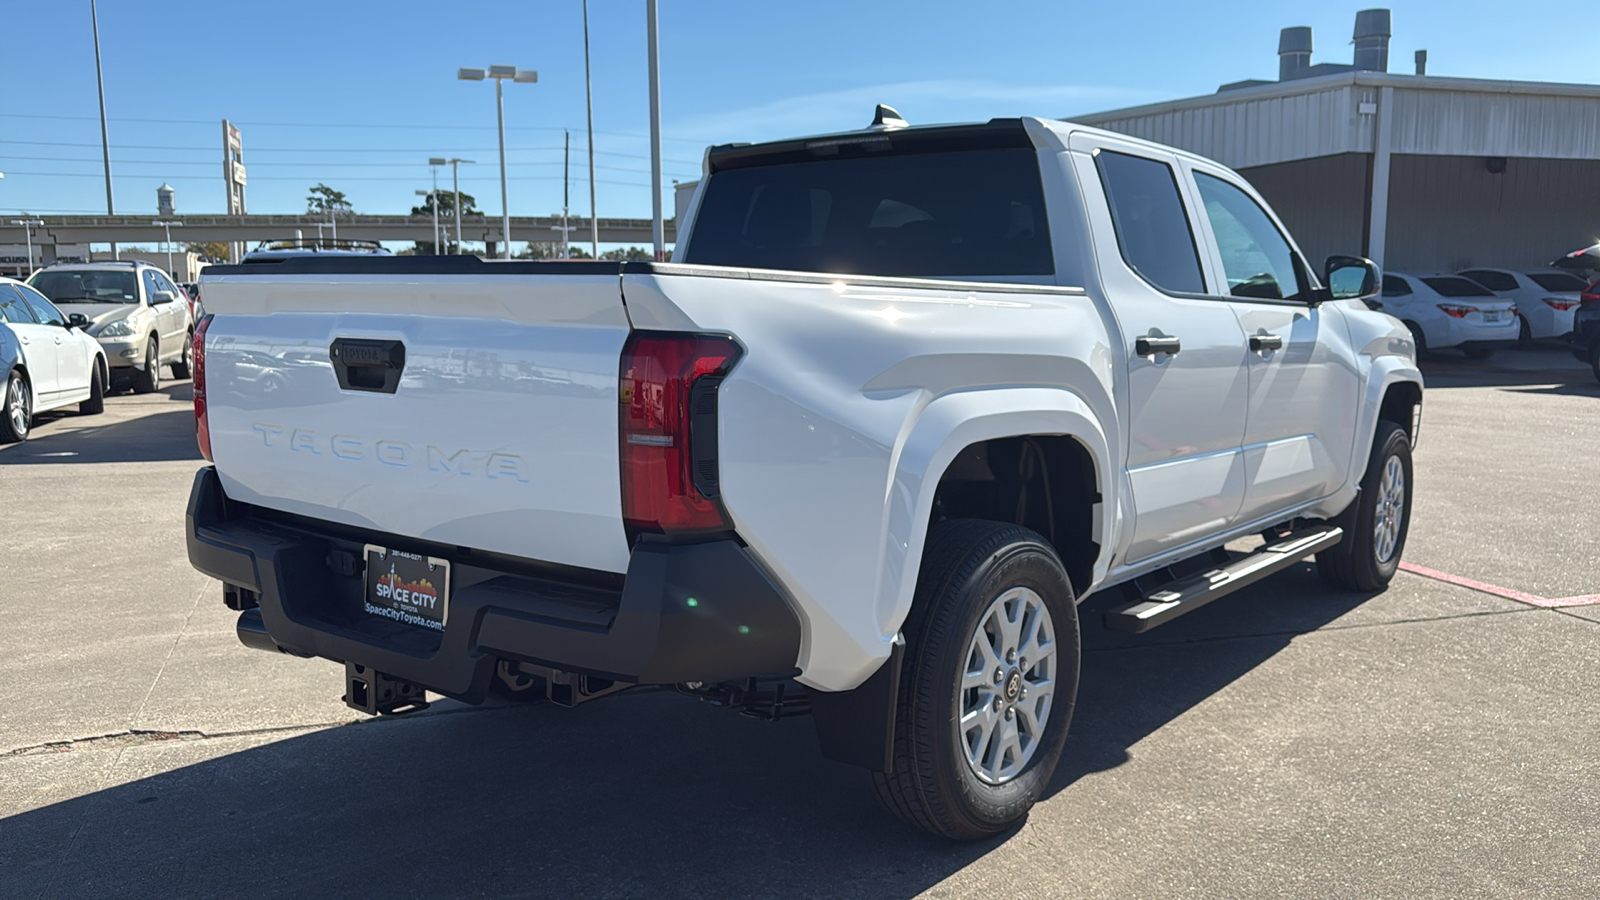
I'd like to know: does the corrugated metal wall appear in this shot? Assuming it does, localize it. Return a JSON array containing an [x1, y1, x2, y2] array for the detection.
[[1389, 90, 1600, 159], [1236, 154, 1370, 268], [1384, 155, 1600, 272], [1078, 83, 1373, 170]]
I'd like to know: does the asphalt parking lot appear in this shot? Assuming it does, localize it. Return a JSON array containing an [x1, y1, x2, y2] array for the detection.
[[1, 347, 1597, 899]]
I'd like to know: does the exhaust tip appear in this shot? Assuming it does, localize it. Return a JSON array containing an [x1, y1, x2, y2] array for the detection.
[[236, 608, 282, 653]]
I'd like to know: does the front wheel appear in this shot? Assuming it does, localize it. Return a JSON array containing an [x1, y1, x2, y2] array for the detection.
[[171, 331, 192, 380], [871, 519, 1080, 840], [133, 337, 160, 394], [1, 369, 30, 443], [1317, 422, 1413, 591]]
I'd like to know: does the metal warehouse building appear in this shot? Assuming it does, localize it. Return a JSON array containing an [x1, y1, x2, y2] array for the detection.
[[1074, 9, 1600, 275]]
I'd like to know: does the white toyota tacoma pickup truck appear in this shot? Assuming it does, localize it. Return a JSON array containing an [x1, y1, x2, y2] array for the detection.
[[186, 112, 1422, 839]]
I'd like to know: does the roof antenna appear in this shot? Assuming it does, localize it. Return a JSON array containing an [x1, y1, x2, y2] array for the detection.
[[870, 104, 909, 130]]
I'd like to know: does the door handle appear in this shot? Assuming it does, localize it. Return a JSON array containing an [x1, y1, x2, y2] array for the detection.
[[1135, 336, 1182, 356], [1249, 334, 1285, 353]]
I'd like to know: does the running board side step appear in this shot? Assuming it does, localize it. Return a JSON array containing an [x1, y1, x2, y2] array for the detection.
[[1104, 526, 1344, 633]]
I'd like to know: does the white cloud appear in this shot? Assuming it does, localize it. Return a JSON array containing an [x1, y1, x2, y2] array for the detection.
[[668, 78, 1167, 146]]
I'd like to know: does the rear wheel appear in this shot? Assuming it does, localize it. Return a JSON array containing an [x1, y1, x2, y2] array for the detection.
[[171, 331, 192, 379], [1, 369, 30, 442], [871, 519, 1080, 840], [1517, 318, 1533, 348], [133, 337, 160, 394], [1403, 321, 1427, 359], [79, 359, 105, 415], [1317, 422, 1413, 591]]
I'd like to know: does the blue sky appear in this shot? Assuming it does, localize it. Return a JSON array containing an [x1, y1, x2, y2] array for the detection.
[[0, 0, 1589, 232]]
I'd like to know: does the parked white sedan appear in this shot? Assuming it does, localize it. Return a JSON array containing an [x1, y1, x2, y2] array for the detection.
[[1456, 268, 1586, 342], [1378, 273, 1519, 358], [0, 277, 107, 442]]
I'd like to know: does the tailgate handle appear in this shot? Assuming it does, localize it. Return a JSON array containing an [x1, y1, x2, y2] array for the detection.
[[330, 339, 405, 394]]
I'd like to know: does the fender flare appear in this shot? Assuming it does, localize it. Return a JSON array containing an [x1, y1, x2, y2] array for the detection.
[[1318, 357, 1422, 519], [873, 386, 1113, 652]]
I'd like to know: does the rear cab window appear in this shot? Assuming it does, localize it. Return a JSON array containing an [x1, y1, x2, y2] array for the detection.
[[683, 122, 1053, 278]]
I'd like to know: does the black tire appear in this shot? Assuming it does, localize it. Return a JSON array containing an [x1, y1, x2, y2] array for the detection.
[[1, 368, 30, 443], [171, 331, 192, 380], [79, 359, 106, 415], [871, 519, 1080, 840], [1317, 422, 1413, 591], [1403, 321, 1428, 359], [133, 337, 160, 394], [1463, 345, 1495, 360]]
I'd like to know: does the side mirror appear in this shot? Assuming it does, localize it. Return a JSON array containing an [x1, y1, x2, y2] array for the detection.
[[151, 290, 176, 306], [1324, 255, 1379, 301], [67, 313, 90, 330]]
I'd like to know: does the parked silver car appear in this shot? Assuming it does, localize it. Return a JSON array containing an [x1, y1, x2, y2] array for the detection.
[[29, 261, 194, 393]]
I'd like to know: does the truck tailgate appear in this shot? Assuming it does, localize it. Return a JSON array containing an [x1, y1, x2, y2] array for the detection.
[[200, 270, 633, 574]]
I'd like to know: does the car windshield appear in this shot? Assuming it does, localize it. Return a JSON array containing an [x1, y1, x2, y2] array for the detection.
[[1529, 272, 1587, 292], [1421, 277, 1495, 298], [29, 270, 140, 304]]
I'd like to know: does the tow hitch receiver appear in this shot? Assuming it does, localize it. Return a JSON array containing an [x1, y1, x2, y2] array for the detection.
[[344, 662, 430, 715]]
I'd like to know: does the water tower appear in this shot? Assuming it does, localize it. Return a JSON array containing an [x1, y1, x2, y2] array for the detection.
[[157, 183, 176, 217]]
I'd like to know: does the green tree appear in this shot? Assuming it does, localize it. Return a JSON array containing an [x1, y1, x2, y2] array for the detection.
[[306, 183, 353, 215], [411, 191, 480, 220], [600, 246, 652, 261], [186, 241, 230, 261]]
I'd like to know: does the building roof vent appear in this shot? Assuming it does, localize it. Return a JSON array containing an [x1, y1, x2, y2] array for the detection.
[[1278, 27, 1313, 81], [1414, 49, 1428, 76], [1353, 8, 1392, 73]]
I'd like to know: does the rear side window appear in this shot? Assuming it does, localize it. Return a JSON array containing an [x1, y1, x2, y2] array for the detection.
[[1460, 270, 1518, 292], [1094, 151, 1205, 294], [0, 285, 38, 323], [1529, 272, 1587, 292], [1422, 277, 1494, 298], [1381, 275, 1412, 297], [683, 148, 1053, 277]]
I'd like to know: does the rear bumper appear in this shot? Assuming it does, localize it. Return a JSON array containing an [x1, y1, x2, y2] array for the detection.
[[185, 466, 803, 702]]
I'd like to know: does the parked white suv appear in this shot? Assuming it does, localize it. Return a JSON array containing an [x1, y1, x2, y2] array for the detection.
[[186, 115, 1423, 839], [1378, 272, 1518, 358], [29, 261, 194, 393]]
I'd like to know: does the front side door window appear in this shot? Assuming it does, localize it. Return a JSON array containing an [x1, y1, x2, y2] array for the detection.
[[1194, 172, 1304, 302]]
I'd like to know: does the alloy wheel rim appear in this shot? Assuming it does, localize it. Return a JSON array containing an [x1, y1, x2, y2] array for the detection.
[[956, 586, 1058, 785], [9, 377, 28, 435], [1373, 455, 1406, 563]]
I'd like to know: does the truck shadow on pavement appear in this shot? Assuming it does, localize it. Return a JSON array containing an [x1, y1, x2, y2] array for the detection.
[[0, 565, 1373, 899], [0, 407, 200, 465]]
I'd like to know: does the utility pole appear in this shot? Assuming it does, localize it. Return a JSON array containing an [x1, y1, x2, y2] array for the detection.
[[646, 0, 665, 261], [11, 219, 44, 277], [562, 130, 571, 258], [583, 0, 599, 257], [458, 66, 536, 259], [90, 0, 117, 260]]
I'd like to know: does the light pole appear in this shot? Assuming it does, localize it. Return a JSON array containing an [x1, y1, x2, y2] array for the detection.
[[11, 219, 43, 276], [582, 0, 599, 258], [415, 189, 440, 253], [433, 158, 473, 254], [90, 0, 117, 260], [150, 220, 183, 276], [458, 65, 537, 260]]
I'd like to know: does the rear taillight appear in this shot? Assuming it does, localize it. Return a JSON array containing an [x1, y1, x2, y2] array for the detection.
[[1437, 304, 1474, 318], [619, 332, 742, 535], [193, 315, 213, 461], [1543, 297, 1580, 311]]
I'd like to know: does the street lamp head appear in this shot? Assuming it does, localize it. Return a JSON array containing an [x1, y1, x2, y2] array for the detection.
[[428, 157, 447, 167], [487, 64, 517, 79], [513, 70, 539, 83], [457, 67, 486, 81], [415, 190, 433, 196]]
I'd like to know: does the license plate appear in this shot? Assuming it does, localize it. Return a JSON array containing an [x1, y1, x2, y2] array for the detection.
[[364, 545, 449, 631], [1483, 312, 1503, 323]]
